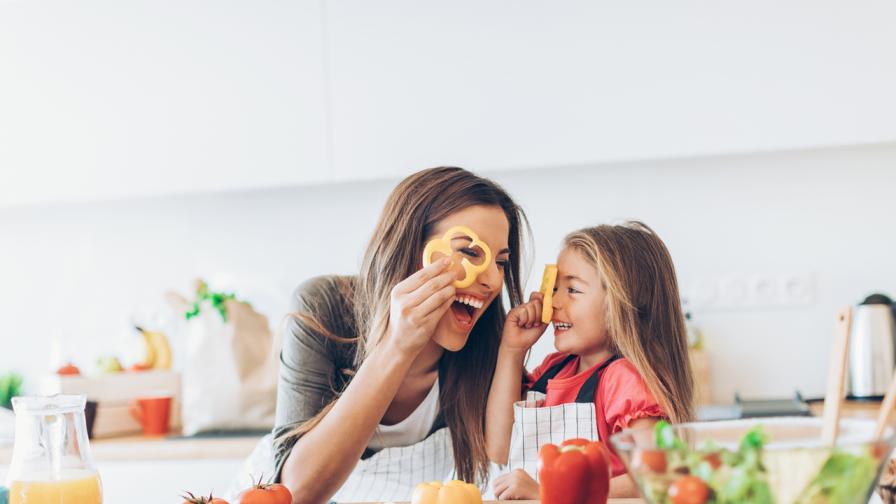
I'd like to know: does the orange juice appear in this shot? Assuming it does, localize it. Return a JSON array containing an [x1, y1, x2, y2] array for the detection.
[[8, 469, 102, 503]]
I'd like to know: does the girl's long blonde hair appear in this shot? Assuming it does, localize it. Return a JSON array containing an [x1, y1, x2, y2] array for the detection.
[[284, 167, 529, 484], [564, 221, 694, 423]]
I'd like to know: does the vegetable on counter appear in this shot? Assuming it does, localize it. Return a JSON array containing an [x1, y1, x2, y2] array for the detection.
[[181, 476, 292, 504], [411, 480, 482, 504], [539, 438, 611, 504], [668, 476, 710, 504], [637, 420, 885, 504], [55, 363, 81, 376], [239, 479, 292, 504], [181, 491, 228, 504]]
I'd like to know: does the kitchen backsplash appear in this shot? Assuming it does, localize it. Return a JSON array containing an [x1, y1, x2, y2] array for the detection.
[[2, 141, 895, 403]]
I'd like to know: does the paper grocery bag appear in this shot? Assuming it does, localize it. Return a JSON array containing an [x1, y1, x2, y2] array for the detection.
[[172, 288, 279, 435]]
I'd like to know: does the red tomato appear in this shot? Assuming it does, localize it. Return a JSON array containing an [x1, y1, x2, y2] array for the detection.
[[668, 476, 710, 504], [703, 452, 722, 469], [636, 449, 668, 473], [181, 492, 228, 504], [872, 441, 889, 460], [56, 363, 81, 376], [240, 483, 292, 504]]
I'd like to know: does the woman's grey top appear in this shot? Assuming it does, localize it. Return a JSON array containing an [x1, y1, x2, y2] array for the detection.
[[272, 275, 359, 481], [271, 274, 445, 482]]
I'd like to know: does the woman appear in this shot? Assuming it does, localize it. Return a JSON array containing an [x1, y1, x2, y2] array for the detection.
[[272, 167, 529, 504]]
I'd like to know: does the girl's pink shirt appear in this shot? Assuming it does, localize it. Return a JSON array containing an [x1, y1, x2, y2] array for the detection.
[[525, 352, 666, 476]]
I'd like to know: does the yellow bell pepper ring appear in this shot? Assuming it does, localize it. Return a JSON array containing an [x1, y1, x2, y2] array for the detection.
[[422, 226, 493, 289], [539, 264, 558, 324], [411, 480, 483, 504]]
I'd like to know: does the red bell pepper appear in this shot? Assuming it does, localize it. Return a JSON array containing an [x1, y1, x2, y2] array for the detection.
[[538, 438, 611, 504]]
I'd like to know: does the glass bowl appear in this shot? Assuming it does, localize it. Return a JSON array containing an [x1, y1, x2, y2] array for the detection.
[[610, 417, 894, 504]]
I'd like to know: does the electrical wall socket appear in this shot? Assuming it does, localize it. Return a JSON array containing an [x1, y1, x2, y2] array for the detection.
[[685, 273, 815, 311]]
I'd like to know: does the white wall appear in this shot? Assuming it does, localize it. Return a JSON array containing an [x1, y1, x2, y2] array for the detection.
[[3, 0, 896, 206], [0, 0, 329, 205], [2, 142, 895, 403]]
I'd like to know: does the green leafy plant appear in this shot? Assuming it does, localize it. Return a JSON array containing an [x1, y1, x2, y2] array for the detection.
[[0, 372, 23, 409], [184, 280, 240, 322]]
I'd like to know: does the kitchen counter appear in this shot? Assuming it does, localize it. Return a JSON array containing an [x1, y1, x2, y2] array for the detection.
[[361, 501, 643, 504], [0, 401, 886, 502], [808, 399, 882, 420], [1, 401, 881, 462], [0, 433, 262, 463]]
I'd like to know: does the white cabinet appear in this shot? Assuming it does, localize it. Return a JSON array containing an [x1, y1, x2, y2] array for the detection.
[[0, 0, 328, 206], [4, 1, 896, 204], [325, 1, 896, 181]]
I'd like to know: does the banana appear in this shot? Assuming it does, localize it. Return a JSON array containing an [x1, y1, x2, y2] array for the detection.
[[138, 330, 157, 368], [147, 330, 172, 370], [135, 326, 172, 369]]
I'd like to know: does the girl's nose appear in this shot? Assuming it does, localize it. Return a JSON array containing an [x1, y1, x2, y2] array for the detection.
[[551, 289, 565, 310]]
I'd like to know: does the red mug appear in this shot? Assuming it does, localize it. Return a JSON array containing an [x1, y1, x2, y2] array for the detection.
[[129, 396, 172, 436]]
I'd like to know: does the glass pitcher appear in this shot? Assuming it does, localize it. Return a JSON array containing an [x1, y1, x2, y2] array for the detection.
[[5, 395, 102, 503]]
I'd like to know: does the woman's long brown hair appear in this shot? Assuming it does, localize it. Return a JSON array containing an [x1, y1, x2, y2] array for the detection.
[[564, 221, 695, 423], [283, 167, 529, 484]]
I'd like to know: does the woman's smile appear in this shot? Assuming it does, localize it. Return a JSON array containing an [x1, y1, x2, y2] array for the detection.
[[429, 204, 510, 352], [450, 292, 486, 328]]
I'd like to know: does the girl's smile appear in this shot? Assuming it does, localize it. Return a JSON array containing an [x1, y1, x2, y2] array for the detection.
[[552, 320, 573, 333], [551, 247, 610, 359]]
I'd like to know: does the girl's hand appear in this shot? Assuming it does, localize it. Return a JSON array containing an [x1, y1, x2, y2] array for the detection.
[[384, 257, 457, 357], [501, 291, 548, 353], [494, 469, 540, 500]]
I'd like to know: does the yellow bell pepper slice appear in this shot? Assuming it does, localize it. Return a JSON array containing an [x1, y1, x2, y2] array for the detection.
[[411, 480, 483, 504], [422, 226, 492, 289], [540, 264, 558, 324]]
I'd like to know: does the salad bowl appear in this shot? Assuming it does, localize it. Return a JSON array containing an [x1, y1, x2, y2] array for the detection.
[[610, 417, 894, 504]]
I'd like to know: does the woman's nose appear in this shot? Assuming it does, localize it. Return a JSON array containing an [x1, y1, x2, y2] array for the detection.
[[477, 260, 503, 292]]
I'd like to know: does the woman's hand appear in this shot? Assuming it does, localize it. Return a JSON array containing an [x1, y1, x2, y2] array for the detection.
[[494, 469, 540, 500], [501, 291, 548, 353], [384, 257, 457, 357]]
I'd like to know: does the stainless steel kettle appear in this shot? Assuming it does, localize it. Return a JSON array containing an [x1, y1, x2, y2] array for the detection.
[[847, 293, 896, 399]]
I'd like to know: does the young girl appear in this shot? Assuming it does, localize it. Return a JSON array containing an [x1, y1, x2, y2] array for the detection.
[[485, 221, 694, 500]]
